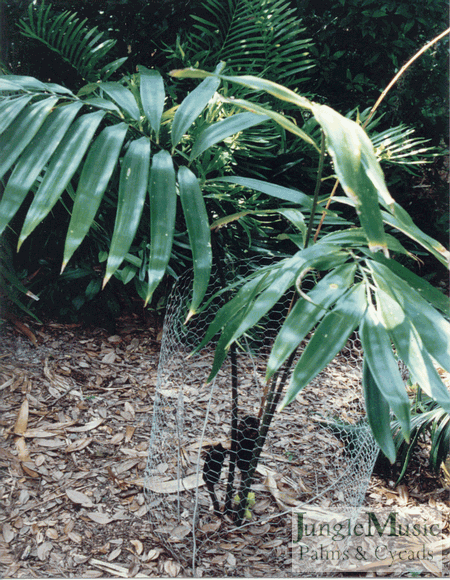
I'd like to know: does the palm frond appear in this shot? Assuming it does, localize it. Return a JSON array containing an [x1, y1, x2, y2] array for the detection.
[[16, 1, 125, 82], [182, 0, 315, 88], [371, 125, 441, 167]]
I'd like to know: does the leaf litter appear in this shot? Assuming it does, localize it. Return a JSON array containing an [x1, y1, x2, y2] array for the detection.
[[0, 314, 448, 577]]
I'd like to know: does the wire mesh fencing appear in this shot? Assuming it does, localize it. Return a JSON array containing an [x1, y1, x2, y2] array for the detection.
[[144, 260, 382, 575]]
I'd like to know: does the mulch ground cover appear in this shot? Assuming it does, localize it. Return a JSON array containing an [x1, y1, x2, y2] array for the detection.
[[0, 314, 449, 578]]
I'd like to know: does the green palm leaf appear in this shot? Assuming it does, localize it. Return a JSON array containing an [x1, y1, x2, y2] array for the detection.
[[146, 150, 177, 305], [266, 263, 357, 381], [17, 1, 122, 82], [178, 166, 212, 318], [62, 123, 129, 270], [18, 110, 106, 248], [184, 0, 314, 86], [0, 96, 58, 183], [104, 137, 151, 286], [0, 95, 34, 133], [138, 66, 165, 141], [0, 99, 79, 236], [279, 282, 368, 410]]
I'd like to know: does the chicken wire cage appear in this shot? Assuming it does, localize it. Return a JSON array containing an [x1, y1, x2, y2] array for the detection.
[[144, 258, 381, 573]]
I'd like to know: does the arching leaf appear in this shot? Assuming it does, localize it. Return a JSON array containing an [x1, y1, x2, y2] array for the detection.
[[62, 122, 128, 270], [360, 303, 411, 440], [0, 100, 80, 236], [0, 95, 33, 133], [104, 137, 151, 286], [171, 69, 221, 150], [0, 96, 58, 181], [190, 112, 269, 161], [266, 263, 357, 381], [279, 282, 367, 410], [18, 110, 106, 248], [145, 150, 177, 305], [139, 66, 165, 140], [178, 166, 212, 318], [363, 358, 396, 463], [99, 82, 140, 120]]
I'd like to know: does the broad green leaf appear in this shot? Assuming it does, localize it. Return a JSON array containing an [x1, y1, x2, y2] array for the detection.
[[209, 207, 306, 233], [170, 67, 312, 109], [138, 66, 165, 140], [0, 75, 49, 92], [195, 268, 274, 356], [376, 288, 450, 413], [311, 103, 389, 256], [223, 244, 347, 351], [369, 261, 450, 371], [276, 209, 306, 240], [381, 205, 450, 266], [18, 110, 106, 248], [220, 97, 320, 151], [0, 95, 33, 133], [190, 112, 269, 161], [178, 166, 212, 318], [207, 277, 268, 381], [145, 150, 177, 305], [0, 78, 23, 91], [0, 96, 58, 180], [63, 123, 128, 269], [364, 252, 450, 315], [82, 97, 121, 113], [171, 73, 220, 149], [40, 82, 76, 96], [211, 176, 312, 208], [360, 303, 410, 440], [0, 100, 81, 236], [320, 228, 409, 255], [99, 82, 140, 120], [104, 136, 151, 286], [362, 358, 396, 463], [100, 57, 128, 81], [266, 263, 357, 381], [280, 282, 367, 409]]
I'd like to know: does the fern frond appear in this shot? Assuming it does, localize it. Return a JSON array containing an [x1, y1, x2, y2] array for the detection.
[[17, 1, 124, 82]]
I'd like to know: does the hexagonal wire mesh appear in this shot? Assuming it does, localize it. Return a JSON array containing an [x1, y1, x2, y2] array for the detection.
[[144, 258, 382, 573]]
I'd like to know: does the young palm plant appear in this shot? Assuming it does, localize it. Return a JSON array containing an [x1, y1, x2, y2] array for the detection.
[[1, 3, 448, 524], [171, 66, 450, 522]]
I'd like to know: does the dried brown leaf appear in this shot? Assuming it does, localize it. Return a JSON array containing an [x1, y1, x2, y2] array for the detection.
[[200, 521, 222, 533], [21, 463, 39, 478], [130, 539, 143, 555], [21, 429, 60, 438], [107, 547, 121, 561], [67, 531, 82, 543], [45, 528, 58, 540], [65, 436, 94, 453], [67, 418, 103, 432], [145, 473, 204, 493], [66, 489, 94, 507], [102, 351, 116, 364], [163, 559, 181, 577], [36, 541, 53, 561], [86, 512, 114, 525], [2, 522, 15, 543], [125, 425, 136, 442], [14, 398, 28, 435], [143, 549, 161, 562], [15, 437, 31, 461]]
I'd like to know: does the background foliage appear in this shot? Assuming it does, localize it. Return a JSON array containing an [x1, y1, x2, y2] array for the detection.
[[0, 0, 448, 317]]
